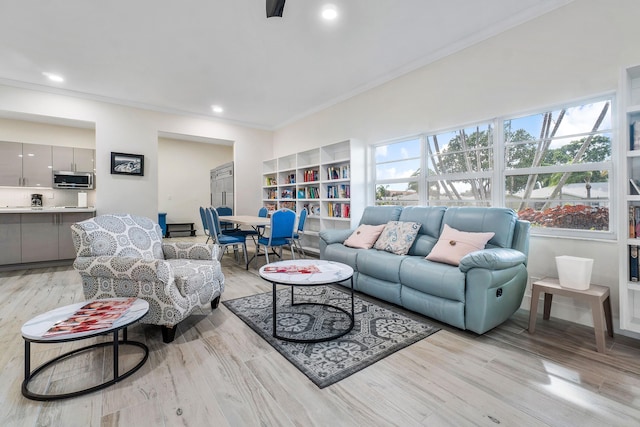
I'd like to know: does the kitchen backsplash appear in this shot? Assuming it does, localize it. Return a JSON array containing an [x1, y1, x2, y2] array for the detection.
[[0, 188, 96, 208]]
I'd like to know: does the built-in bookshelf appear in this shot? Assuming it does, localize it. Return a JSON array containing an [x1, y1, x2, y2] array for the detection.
[[619, 64, 640, 334], [261, 139, 364, 254]]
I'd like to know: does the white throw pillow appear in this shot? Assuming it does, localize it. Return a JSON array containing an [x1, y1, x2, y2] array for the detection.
[[426, 224, 495, 266], [344, 224, 387, 249]]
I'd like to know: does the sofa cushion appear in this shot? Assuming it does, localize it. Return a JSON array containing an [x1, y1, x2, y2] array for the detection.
[[359, 205, 402, 226], [400, 256, 466, 302], [442, 207, 516, 249], [426, 224, 495, 266], [398, 206, 446, 256], [357, 249, 406, 283], [374, 221, 421, 255], [344, 224, 386, 249], [323, 243, 361, 271]]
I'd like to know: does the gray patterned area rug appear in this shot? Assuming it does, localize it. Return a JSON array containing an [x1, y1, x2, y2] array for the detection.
[[223, 286, 440, 388]]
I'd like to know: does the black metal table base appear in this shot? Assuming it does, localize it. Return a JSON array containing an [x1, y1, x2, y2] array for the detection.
[[271, 277, 354, 344], [22, 327, 149, 401]]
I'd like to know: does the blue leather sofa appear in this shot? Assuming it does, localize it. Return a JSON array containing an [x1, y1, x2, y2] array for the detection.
[[319, 206, 530, 334]]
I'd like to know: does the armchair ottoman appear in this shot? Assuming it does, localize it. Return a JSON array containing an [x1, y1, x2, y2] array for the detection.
[[71, 213, 225, 343]]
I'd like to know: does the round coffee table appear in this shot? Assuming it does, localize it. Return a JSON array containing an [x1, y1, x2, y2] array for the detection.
[[21, 298, 149, 401], [258, 259, 354, 343]]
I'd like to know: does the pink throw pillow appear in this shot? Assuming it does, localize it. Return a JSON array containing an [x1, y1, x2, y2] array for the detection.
[[426, 224, 495, 266], [344, 224, 387, 249]]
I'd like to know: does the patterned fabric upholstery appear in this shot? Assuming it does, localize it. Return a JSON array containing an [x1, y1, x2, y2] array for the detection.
[[71, 214, 225, 335]]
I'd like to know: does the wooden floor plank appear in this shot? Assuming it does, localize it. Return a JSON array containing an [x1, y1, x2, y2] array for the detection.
[[2, 240, 640, 426]]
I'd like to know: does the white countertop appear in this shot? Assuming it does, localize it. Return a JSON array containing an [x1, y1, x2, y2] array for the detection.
[[0, 207, 96, 213]]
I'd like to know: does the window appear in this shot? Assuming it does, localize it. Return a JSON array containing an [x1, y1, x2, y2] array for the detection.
[[427, 123, 493, 207], [371, 95, 614, 238], [374, 137, 422, 206], [503, 99, 612, 234]]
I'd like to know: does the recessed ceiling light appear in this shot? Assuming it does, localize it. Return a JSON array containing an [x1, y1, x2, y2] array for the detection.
[[212, 105, 224, 113], [322, 4, 338, 20], [42, 72, 64, 83]]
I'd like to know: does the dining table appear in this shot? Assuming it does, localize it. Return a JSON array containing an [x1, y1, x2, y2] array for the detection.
[[219, 215, 272, 266]]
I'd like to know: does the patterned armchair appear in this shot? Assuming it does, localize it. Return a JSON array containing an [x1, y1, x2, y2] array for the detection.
[[71, 213, 225, 343]]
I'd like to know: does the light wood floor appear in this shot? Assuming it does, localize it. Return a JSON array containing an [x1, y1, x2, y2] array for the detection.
[[2, 239, 640, 426]]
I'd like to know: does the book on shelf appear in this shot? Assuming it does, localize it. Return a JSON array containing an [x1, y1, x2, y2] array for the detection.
[[631, 206, 637, 238], [304, 169, 318, 182], [327, 202, 350, 218], [43, 297, 137, 337], [631, 179, 640, 195], [631, 245, 639, 282], [280, 201, 296, 211]]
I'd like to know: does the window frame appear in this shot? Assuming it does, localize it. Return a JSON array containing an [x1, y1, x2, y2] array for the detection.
[[369, 92, 616, 240]]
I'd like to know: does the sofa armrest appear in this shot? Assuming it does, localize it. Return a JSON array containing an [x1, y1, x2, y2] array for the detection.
[[458, 248, 526, 273], [319, 229, 354, 245], [162, 242, 219, 261], [73, 256, 173, 284]]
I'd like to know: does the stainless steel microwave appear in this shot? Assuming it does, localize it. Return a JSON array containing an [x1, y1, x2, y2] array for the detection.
[[52, 171, 94, 189]]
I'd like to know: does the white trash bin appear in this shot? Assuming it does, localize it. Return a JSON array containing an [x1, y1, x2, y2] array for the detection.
[[555, 256, 593, 290]]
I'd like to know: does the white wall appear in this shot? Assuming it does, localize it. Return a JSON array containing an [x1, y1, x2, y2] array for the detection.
[[158, 136, 233, 234], [0, 85, 273, 221], [273, 0, 640, 336]]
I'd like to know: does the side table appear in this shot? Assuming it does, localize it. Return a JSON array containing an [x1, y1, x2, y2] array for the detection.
[[528, 277, 613, 353], [21, 298, 149, 400]]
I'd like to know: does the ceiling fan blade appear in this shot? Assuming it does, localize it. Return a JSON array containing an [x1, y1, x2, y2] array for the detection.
[[266, 0, 285, 18]]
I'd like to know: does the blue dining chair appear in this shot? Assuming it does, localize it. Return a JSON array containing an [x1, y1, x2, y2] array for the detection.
[[291, 208, 308, 258], [199, 206, 212, 243], [257, 208, 296, 265], [205, 207, 248, 269], [257, 206, 269, 237], [216, 206, 236, 232]]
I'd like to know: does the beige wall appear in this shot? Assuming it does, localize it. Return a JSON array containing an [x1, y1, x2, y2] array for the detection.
[[158, 136, 233, 234]]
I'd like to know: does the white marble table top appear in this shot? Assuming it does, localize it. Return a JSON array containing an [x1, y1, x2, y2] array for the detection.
[[259, 259, 353, 285], [21, 298, 149, 341]]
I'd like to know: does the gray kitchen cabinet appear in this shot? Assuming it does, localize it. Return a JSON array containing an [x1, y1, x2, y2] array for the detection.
[[21, 143, 53, 187], [58, 212, 93, 259], [0, 214, 22, 264], [0, 141, 52, 187], [0, 141, 24, 186], [52, 146, 95, 172], [21, 214, 59, 263], [19, 211, 94, 263]]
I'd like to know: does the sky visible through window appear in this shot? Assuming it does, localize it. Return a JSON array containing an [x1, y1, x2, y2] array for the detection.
[[376, 100, 611, 194]]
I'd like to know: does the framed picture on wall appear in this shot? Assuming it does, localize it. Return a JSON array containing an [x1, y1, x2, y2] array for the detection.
[[110, 152, 144, 176]]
